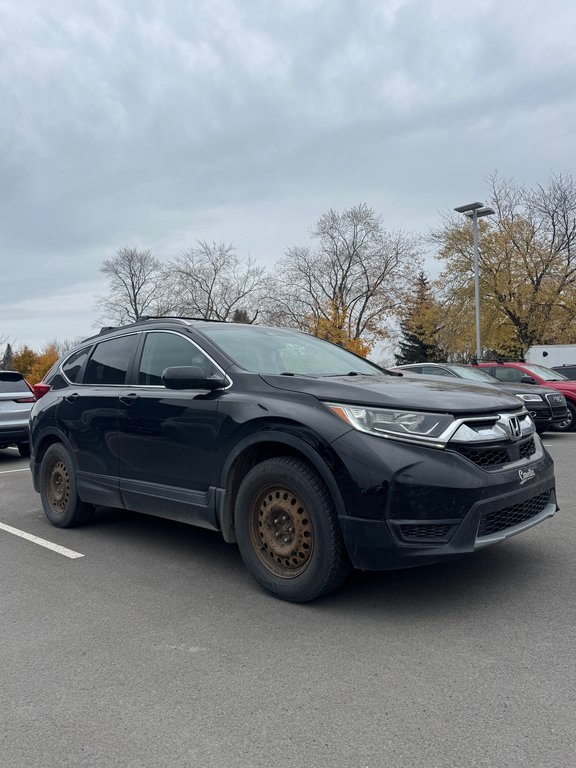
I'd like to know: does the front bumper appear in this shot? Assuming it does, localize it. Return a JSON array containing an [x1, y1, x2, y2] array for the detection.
[[331, 430, 557, 570]]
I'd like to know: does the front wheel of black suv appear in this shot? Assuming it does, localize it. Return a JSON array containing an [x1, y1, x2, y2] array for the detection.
[[39, 443, 95, 527], [551, 402, 576, 433], [235, 456, 351, 602]]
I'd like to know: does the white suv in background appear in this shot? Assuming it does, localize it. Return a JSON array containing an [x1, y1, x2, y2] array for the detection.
[[0, 371, 35, 457]]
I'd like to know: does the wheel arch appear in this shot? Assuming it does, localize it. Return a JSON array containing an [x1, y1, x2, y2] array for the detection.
[[217, 433, 349, 543], [31, 428, 75, 491]]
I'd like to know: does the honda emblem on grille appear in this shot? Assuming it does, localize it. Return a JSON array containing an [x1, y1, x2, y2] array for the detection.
[[508, 416, 522, 440]]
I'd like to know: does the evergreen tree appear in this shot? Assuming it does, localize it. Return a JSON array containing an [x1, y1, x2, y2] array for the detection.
[[395, 272, 445, 364], [1, 343, 14, 369], [231, 308, 251, 324]]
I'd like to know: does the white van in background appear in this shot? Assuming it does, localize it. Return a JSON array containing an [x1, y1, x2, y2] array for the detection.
[[525, 345, 576, 367]]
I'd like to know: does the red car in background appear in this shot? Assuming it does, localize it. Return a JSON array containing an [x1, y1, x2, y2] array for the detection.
[[474, 361, 576, 433]]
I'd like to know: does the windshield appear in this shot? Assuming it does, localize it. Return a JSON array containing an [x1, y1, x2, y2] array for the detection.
[[521, 363, 568, 381], [448, 365, 498, 383], [199, 325, 384, 376]]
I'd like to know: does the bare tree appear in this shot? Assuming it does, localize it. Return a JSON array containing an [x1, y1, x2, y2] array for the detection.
[[268, 204, 421, 345], [96, 247, 164, 325], [168, 241, 268, 322]]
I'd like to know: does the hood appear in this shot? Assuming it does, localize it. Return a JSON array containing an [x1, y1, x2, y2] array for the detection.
[[260, 373, 521, 414], [546, 379, 576, 394]]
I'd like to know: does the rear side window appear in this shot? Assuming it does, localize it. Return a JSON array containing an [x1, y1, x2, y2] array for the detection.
[[62, 348, 91, 383], [491, 367, 523, 383], [84, 335, 139, 385], [138, 332, 216, 385]]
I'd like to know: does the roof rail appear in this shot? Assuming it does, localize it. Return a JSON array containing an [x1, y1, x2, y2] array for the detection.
[[134, 315, 227, 324]]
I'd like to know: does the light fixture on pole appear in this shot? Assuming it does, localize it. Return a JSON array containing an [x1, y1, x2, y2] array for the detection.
[[454, 202, 495, 360]]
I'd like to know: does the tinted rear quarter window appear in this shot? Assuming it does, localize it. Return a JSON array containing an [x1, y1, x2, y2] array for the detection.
[[84, 335, 139, 385], [62, 348, 91, 383]]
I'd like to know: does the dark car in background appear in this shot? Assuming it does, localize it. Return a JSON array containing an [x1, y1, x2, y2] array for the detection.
[[29, 319, 558, 602], [0, 371, 35, 456], [552, 364, 576, 381], [392, 362, 569, 434], [474, 361, 576, 433]]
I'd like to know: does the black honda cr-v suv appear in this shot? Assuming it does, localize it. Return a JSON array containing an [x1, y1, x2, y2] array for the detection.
[[30, 318, 558, 601]]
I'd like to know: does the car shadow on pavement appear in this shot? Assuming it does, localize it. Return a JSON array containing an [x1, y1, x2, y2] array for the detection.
[[323, 537, 556, 618], [86, 505, 556, 619]]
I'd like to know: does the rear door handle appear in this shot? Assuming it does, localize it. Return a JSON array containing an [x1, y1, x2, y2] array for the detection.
[[119, 393, 139, 406], [64, 393, 79, 403]]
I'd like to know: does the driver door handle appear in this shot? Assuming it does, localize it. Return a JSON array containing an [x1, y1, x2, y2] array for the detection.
[[119, 393, 139, 406]]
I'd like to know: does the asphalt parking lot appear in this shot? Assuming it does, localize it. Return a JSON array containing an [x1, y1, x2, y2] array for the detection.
[[1, 435, 575, 768]]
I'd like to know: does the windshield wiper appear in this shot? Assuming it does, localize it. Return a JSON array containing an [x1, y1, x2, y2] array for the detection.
[[323, 371, 374, 377]]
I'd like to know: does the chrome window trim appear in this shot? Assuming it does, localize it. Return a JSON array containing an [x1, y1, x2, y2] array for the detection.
[[57, 329, 233, 391]]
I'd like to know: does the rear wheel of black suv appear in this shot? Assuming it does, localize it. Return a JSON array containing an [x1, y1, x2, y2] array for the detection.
[[235, 456, 351, 602], [39, 443, 95, 527], [551, 401, 576, 433]]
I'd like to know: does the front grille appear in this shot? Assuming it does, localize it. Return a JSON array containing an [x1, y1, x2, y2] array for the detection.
[[399, 523, 453, 541], [478, 490, 552, 537], [519, 439, 537, 460], [546, 393, 567, 415], [451, 437, 536, 469]]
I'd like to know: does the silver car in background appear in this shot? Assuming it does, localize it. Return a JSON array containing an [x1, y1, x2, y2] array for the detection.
[[0, 371, 35, 457]]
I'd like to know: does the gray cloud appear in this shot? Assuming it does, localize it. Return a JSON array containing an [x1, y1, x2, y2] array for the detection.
[[0, 0, 574, 347]]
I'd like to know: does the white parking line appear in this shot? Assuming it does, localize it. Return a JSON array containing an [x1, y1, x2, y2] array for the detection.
[[0, 522, 84, 559], [0, 468, 30, 474]]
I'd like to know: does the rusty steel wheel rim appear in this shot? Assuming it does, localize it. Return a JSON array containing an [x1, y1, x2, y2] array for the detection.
[[249, 485, 314, 578], [47, 460, 70, 514]]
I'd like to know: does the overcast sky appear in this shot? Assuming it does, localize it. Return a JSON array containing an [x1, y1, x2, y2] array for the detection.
[[1, 0, 574, 349]]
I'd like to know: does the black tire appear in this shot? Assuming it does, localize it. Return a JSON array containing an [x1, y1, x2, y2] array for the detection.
[[17, 442, 31, 458], [235, 456, 351, 602], [39, 443, 94, 528], [551, 402, 576, 433]]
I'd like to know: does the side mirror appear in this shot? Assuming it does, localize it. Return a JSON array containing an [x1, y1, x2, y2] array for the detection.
[[520, 375, 536, 385], [162, 366, 227, 391]]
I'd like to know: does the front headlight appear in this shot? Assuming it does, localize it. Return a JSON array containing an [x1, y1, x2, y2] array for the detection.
[[514, 393, 543, 402], [326, 402, 454, 444]]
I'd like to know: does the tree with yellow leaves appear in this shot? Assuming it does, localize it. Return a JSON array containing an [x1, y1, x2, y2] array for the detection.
[[11, 343, 60, 384], [432, 173, 576, 359], [308, 302, 373, 357]]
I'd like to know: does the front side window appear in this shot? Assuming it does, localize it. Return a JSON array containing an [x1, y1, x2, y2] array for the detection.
[[84, 335, 139, 385], [138, 332, 217, 386], [449, 365, 497, 383]]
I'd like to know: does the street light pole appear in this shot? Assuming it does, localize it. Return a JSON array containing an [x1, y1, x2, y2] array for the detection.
[[471, 208, 481, 361], [454, 202, 495, 361]]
